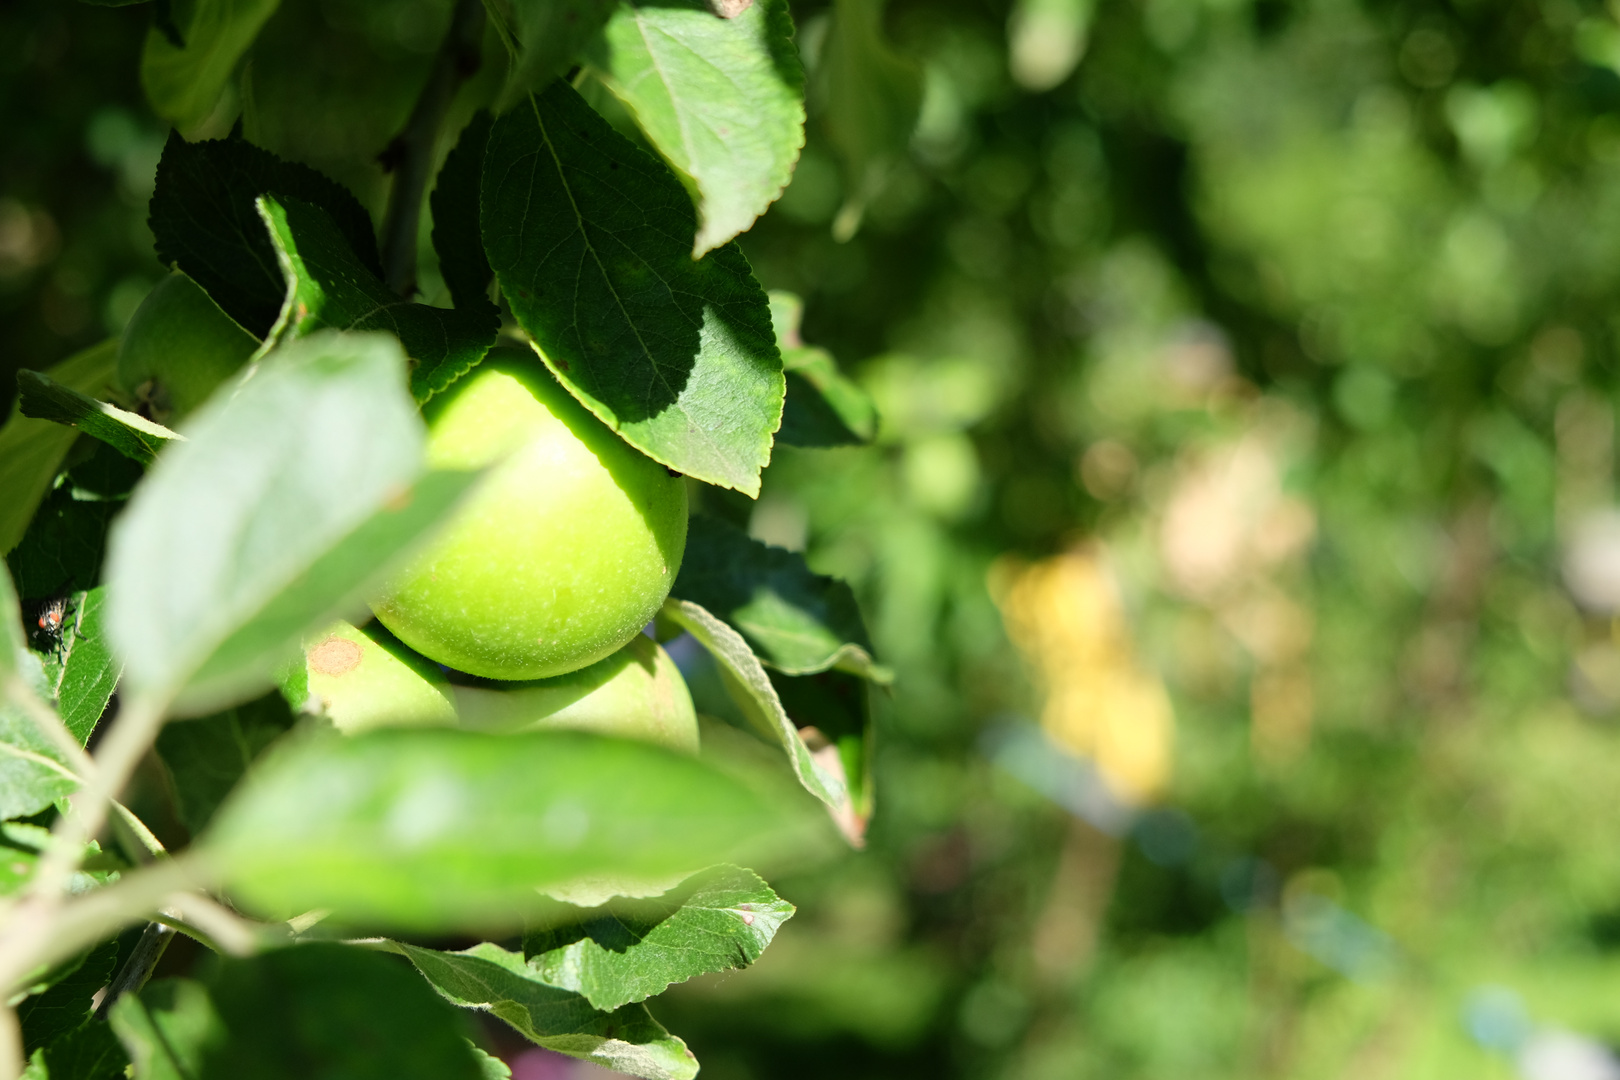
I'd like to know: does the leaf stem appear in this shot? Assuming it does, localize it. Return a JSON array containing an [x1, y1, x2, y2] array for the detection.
[[379, 0, 487, 296], [92, 921, 173, 1020]]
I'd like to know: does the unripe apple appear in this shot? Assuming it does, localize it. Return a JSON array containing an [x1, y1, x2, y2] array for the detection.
[[116, 271, 259, 422], [303, 620, 457, 735], [453, 634, 698, 754], [371, 351, 688, 680]]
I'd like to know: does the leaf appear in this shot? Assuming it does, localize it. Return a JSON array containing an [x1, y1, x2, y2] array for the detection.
[[768, 290, 876, 446], [0, 639, 78, 823], [585, 0, 805, 255], [150, 132, 382, 337], [19, 942, 120, 1055], [16, 371, 183, 466], [658, 598, 863, 845], [471, 1046, 511, 1080], [5, 485, 118, 605], [204, 728, 797, 928], [0, 339, 119, 556], [395, 941, 698, 1080], [103, 331, 463, 713], [107, 979, 218, 1080], [40, 588, 122, 745], [492, 0, 619, 106], [256, 195, 499, 402], [30, 1020, 128, 1080], [177, 467, 479, 713], [140, 0, 281, 133], [431, 111, 497, 313], [522, 864, 793, 1011], [815, 0, 922, 241], [154, 691, 294, 837], [112, 946, 487, 1080], [482, 80, 785, 495], [0, 566, 79, 821], [672, 515, 886, 681]]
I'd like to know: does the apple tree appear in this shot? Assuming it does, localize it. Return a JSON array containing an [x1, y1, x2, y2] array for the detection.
[[0, 1, 896, 1076]]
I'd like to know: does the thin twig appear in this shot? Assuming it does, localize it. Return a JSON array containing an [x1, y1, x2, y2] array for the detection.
[[378, 0, 487, 295], [91, 921, 173, 1021], [0, 1005, 20, 1080]]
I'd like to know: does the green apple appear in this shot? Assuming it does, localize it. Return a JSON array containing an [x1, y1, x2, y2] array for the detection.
[[371, 351, 688, 680], [116, 271, 259, 422], [304, 620, 457, 735], [453, 634, 698, 754]]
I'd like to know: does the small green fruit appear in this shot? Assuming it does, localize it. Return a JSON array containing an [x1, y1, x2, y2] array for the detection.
[[304, 620, 457, 735], [117, 272, 259, 422], [454, 635, 699, 754], [372, 353, 688, 680]]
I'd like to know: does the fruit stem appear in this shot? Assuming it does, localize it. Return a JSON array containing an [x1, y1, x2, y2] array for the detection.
[[379, 0, 487, 297]]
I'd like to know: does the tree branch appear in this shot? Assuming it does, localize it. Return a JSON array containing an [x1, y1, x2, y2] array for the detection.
[[379, 0, 487, 296]]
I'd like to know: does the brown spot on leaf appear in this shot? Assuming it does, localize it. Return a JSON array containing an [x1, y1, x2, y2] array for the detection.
[[308, 637, 364, 677]]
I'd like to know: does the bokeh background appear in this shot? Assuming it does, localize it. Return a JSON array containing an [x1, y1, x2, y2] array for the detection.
[[10, 0, 1620, 1076]]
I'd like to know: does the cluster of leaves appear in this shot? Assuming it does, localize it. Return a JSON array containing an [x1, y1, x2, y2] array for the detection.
[[0, 0, 916, 1077]]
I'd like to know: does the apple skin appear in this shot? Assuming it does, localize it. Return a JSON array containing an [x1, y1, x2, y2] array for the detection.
[[116, 272, 259, 422], [371, 352, 688, 680], [453, 634, 699, 754], [304, 620, 458, 735]]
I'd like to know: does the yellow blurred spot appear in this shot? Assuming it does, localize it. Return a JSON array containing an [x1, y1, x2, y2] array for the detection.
[[991, 549, 1174, 803]]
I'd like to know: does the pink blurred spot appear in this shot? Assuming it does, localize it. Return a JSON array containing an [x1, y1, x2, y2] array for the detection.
[[510, 1048, 578, 1080]]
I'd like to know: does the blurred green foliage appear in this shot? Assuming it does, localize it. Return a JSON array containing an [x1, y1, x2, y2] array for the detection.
[[12, 0, 1620, 1076]]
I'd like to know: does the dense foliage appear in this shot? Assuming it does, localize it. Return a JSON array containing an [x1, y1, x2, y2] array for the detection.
[[6, 0, 1620, 1078]]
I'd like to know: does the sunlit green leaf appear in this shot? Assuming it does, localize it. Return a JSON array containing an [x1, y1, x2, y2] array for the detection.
[[41, 588, 121, 745], [659, 598, 863, 843], [395, 941, 698, 1080], [16, 370, 181, 466], [482, 80, 784, 495], [523, 864, 793, 1011], [205, 728, 796, 928], [257, 195, 499, 402], [586, 0, 804, 255], [104, 331, 437, 711]]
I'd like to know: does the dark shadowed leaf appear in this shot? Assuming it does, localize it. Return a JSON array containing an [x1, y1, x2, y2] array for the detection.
[[430, 111, 496, 313], [28, 1018, 128, 1080], [19, 941, 120, 1055], [482, 80, 784, 494], [257, 195, 498, 402], [205, 728, 796, 928], [395, 941, 698, 1080], [112, 946, 486, 1080], [522, 864, 793, 1011], [586, 0, 804, 255], [154, 691, 294, 837], [150, 133, 382, 336], [673, 515, 886, 680]]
